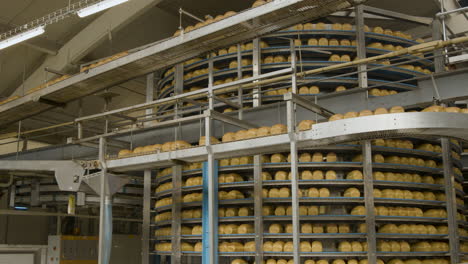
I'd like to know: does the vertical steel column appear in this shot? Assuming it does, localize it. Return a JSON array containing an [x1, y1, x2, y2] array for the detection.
[[290, 40, 298, 94], [355, 5, 369, 99], [441, 138, 460, 264], [252, 39, 263, 262], [142, 169, 152, 264], [252, 38, 262, 107], [202, 156, 218, 263], [171, 165, 182, 264], [98, 137, 109, 264], [77, 99, 83, 139], [253, 155, 264, 264], [432, 19, 445, 73], [174, 64, 184, 139], [146, 73, 155, 124], [237, 43, 244, 120], [286, 100, 300, 263], [362, 140, 377, 263], [202, 110, 218, 264], [208, 57, 214, 110]]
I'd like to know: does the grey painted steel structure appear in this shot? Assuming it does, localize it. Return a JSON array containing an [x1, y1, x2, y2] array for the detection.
[[362, 140, 377, 263], [1, 3, 467, 264], [441, 138, 460, 263], [106, 111, 468, 172], [0, 0, 363, 127], [142, 169, 152, 264]]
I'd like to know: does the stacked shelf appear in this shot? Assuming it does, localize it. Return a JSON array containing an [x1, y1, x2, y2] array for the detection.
[[156, 23, 433, 117], [150, 137, 466, 263]]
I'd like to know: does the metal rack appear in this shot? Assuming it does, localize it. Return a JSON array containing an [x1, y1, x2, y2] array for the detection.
[[1, 2, 468, 264], [146, 135, 465, 263], [0, 0, 363, 127]]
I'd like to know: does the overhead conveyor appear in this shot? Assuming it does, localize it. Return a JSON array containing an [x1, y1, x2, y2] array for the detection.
[[106, 111, 468, 172], [0, 0, 364, 127]]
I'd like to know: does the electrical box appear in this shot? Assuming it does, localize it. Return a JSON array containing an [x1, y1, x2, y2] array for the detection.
[[47, 236, 98, 264]]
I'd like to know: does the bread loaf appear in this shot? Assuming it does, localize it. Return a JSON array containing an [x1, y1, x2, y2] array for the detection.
[[344, 187, 360, 197], [272, 241, 285, 252], [325, 170, 337, 180], [298, 120, 315, 131], [326, 152, 337, 162], [309, 206, 319, 215], [271, 124, 287, 135], [275, 206, 287, 216], [329, 114, 344, 121], [335, 86, 347, 92], [283, 241, 294, 252], [312, 152, 323, 162], [344, 112, 358, 119], [346, 170, 363, 180], [309, 86, 320, 94], [311, 241, 323, 252], [326, 224, 338, 233], [118, 149, 133, 157], [339, 241, 352, 252]]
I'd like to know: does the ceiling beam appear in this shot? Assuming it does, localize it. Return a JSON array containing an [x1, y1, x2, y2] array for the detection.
[[9, 0, 164, 98]]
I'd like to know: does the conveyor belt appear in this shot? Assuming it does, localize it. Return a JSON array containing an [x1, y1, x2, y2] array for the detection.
[[0, 0, 362, 127], [107, 112, 468, 172]]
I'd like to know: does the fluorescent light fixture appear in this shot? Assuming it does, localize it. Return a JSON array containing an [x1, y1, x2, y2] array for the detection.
[[77, 0, 129, 18], [14, 206, 29, 210], [0, 26, 45, 50]]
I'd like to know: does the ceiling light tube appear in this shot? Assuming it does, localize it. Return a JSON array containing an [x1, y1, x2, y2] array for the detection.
[[0, 26, 46, 50], [77, 0, 129, 18]]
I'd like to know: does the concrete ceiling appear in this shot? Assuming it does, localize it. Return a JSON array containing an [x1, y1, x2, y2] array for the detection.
[[0, 0, 447, 144]]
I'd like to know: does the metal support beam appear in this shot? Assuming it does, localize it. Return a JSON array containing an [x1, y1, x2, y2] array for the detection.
[[252, 38, 262, 107], [145, 73, 155, 126], [283, 93, 335, 118], [286, 99, 300, 264], [253, 155, 264, 264], [355, 5, 369, 100], [10, 0, 166, 97], [432, 19, 446, 73], [205, 110, 256, 129], [142, 169, 151, 264], [362, 140, 377, 263], [171, 165, 182, 264], [37, 98, 66, 108], [98, 137, 112, 264], [212, 95, 241, 109], [236, 43, 244, 120], [362, 5, 433, 25], [290, 39, 298, 94], [202, 158, 218, 264], [441, 138, 460, 264]]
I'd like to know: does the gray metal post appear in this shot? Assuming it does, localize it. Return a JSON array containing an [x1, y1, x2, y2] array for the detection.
[[355, 5, 369, 99], [253, 155, 264, 264], [98, 137, 109, 264], [174, 64, 184, 139], [146, 73, 155, 125], [252, 38, 262, 107], [204, 113, 217, 264], [432, 19, 445, 73], [208, 57, 214, 111], [441, 138, 460, 264], [290, 39, 297, 94], [142, 169, 151, 264], [362, 140, 377, 263], [237, 43, 244, 120], [286, 100, 300, 263], [171, 165, 182, 264]]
